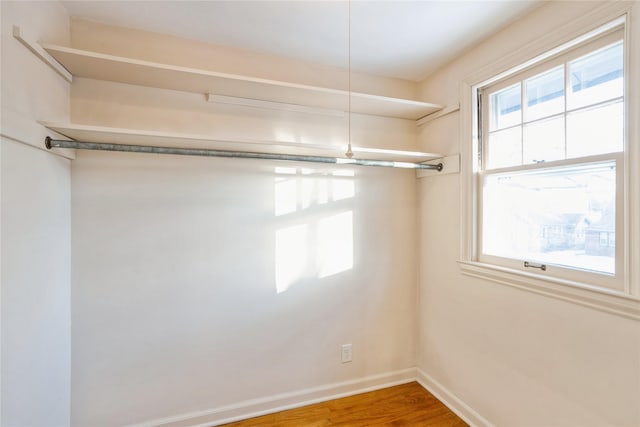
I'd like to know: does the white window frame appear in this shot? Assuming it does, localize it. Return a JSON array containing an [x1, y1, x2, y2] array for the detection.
[[479, 28, 625, 290], [458, 4, 640, 320]]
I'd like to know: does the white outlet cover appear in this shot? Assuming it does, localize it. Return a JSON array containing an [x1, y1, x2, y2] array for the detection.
[[341, 344, 352, 363]]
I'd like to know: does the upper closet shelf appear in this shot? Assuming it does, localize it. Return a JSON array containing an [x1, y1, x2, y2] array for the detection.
[[41, 122, 444, 163], [41, 44, 442, 121]]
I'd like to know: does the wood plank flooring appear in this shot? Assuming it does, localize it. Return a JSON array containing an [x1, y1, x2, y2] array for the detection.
[[221, 382, 468, 426]]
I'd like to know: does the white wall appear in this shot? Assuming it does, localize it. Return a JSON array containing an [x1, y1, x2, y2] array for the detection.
[[417, 1, 640, 426], [71, 151, 418, 426], [0, 1, 71, 426], [67, 22, 420, 426]]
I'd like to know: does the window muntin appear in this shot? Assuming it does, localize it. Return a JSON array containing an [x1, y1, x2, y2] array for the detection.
[[478, 28, 625, 290]]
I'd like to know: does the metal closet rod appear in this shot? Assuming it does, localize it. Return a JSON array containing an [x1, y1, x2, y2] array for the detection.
[[45, 137, 443, 171]]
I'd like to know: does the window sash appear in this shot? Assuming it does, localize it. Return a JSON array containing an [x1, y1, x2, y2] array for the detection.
[[476, 26, 626, 291], [477, 152, 625, 291], [481, 30, 624, 171]]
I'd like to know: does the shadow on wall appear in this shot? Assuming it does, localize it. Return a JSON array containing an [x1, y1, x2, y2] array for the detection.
[[274, 166, 355, 293]]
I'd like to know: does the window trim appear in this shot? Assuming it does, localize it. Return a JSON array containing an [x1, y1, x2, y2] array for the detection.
[[458, 260, 640, 320], [458, 3, 640, 319]]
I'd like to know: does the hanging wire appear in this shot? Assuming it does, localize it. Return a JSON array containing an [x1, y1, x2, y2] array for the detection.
[[345, 0, 354, 159]]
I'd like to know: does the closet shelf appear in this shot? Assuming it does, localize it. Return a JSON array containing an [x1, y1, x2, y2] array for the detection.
[[41, 44, 442, 121], [40, 122, 444, 163]]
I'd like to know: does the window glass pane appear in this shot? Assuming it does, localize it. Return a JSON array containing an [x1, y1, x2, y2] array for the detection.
[[567, 100, 623, 158], [490, 83, 521, 130], [525, 66, 564, 122], [523, 116, 565, 164], [486, 127, 521, 169], [482, 161, 616, 274], [568, 41, 623, 110]]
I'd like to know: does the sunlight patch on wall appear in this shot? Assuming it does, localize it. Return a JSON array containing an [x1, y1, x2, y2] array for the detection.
[[275, 168, 354, 217], [274, 167, 297, 216], [318, 211, 353, 278], [331, 170, 355, 201], [274, 167, 355, 293], [275, 224, 309, 293]]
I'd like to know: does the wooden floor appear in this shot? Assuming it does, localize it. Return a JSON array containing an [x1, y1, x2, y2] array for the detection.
[[221, 382, 467, 426]]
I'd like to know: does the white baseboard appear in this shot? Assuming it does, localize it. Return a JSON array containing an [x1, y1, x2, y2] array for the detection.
[[416, 368, 493, 427], [128, 368, 491, 427], [129, 368, 418, 427]]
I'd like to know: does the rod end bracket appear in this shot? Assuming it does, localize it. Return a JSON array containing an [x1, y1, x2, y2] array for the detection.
[[45, 136, 52, 149], [436, 162, 443, 172]]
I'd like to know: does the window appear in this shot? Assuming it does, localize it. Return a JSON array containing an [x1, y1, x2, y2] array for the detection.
[[476, 25, 625, 291]]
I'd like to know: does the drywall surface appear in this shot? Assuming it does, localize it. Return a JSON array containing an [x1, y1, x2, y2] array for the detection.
[[0, 2, 71, 425], [0, 140, 71, 426], [0, 0, 71, 148], [67, 17, 420, 425], [417, 1, 640, 426], [71, 151, 418, 425], [69, 78, 421, 155]]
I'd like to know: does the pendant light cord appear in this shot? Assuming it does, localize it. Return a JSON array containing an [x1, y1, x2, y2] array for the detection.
[[345, 0, 354, 159]]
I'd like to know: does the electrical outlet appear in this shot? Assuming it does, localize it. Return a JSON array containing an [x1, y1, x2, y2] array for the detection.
[[341, 344, 352, 363]]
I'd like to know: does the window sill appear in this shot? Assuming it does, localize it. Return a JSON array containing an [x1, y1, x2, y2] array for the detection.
[[458, 260, 640, 320]]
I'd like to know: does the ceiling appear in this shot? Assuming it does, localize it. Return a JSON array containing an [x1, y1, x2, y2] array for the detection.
[[61, 0, 541, 82]]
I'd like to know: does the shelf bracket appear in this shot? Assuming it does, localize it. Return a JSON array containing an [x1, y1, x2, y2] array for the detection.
[[13, 25, 72, 83], [416, 103, 460, 126]]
